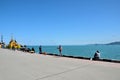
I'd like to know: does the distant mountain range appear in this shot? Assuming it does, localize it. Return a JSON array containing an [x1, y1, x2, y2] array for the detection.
[[106, 41, 120, 45]]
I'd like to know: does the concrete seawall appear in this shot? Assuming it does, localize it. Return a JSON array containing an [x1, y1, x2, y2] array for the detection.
[[47, 53, 120, 63], [0, 48, 120, 80]]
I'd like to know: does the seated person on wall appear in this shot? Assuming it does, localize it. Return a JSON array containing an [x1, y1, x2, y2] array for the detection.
[[30, 47, 35, 53], [94, 50, 100, 60]]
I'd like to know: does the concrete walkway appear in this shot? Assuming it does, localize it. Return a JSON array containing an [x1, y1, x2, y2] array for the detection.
[[0, 48, 120, 80]]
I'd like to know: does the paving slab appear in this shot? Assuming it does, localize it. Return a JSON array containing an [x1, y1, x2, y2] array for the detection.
[[0, 49, 120, 80]]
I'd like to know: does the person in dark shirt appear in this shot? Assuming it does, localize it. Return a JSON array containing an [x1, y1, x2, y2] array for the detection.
[[94, 50, 100, 60], [31, 47, 35, 53], [58, 45, 62, 56], [39, 45, 42, 54]]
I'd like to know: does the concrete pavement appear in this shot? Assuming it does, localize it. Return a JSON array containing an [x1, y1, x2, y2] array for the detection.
[[0, 48, 120, 80]]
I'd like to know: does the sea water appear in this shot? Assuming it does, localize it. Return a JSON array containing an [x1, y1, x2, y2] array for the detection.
[[28, 45, 120, 60]]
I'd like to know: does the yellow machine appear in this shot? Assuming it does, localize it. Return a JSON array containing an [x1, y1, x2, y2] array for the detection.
[[8, 39, 21, 49]]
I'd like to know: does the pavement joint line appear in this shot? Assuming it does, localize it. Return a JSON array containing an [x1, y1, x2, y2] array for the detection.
[[35, 63, 92, 80]]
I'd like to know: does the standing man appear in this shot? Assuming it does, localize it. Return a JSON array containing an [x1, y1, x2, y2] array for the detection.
[[58, 45, 62, 56], [39, 45, 42, 54]]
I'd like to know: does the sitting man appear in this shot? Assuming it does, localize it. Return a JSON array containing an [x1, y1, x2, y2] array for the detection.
[[94, 50, 100, 60]]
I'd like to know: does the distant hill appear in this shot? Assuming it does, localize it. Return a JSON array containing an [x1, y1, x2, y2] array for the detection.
[[106, 41, 120, 45]]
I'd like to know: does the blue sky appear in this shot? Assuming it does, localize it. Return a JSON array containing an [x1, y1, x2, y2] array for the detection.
[[0, 0, 120, 45]]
